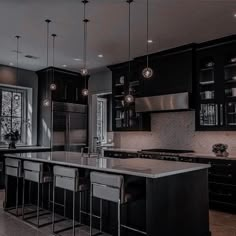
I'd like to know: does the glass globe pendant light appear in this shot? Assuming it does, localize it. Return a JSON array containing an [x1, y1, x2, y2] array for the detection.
[[14, 35, 21, 101], [142, 0, 153, 79], [124, 0, 134, 104], [50, 34, 57, 91], [81, 0, 89, 96], [43, 19, 51, 107]]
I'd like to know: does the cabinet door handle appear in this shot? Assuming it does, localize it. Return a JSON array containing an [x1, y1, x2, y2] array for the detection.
[[220, 104, 224, 126], [211, 163, 232, 167], [209, 172, 232, 178], [209, 191, 232, 197]]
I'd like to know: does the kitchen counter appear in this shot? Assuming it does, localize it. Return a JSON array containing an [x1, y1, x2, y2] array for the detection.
[[0, 146, 51, 154], [3, 151, 210, 236], [103, 147, 140, 153], [5, 151, 209, 179], [180, 152, 236, 160]]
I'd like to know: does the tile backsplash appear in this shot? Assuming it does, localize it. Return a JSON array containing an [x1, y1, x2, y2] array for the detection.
[[114, 111, 236, 154]]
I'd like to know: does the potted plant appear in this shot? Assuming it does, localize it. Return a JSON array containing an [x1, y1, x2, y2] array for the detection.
[[212, 143, 229, 157], [4, 130, 20, 149]]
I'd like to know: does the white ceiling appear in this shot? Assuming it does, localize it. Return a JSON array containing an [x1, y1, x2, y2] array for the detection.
[[0, 0, 236, 73]]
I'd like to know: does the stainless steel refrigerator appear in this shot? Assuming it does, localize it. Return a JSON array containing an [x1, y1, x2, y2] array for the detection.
[[52, 102, 87, 152]]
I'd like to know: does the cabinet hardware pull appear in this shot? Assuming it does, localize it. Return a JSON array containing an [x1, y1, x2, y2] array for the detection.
[[211, 163, 232, 167], [209, 191, 232, 197], [220, 104, 224, 126], [209, 172, 232, 178]]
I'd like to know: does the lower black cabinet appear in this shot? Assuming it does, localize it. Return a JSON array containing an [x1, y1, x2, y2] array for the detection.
[[104, 150, 138, 159]]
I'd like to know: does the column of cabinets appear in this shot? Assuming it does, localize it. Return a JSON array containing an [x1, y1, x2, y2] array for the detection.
[[196, 36, 236, 131], [108, 62, 150, 131], [37, 67, 88, 105]]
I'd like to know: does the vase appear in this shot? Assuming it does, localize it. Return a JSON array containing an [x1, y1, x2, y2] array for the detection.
[[214, 151, 229, 157], [8, 141, 16, 149]]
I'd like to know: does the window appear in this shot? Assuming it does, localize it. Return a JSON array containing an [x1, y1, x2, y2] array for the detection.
[[97, 97, 107, 144], [0, 86, 27, 145]]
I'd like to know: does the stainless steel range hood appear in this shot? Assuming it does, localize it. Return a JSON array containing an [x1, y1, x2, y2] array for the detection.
[[135, 92, 190, 112]]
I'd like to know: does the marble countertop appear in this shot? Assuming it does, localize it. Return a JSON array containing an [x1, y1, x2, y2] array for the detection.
[[103, 148, 140, 153], [5, 151, 210, 179], [180, 152, 236, 160]]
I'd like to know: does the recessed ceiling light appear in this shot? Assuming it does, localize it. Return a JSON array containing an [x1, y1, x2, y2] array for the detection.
[[98, 54, 103, 58], [9, 62, 14, 66], [62, 64, 67, 68], [74, 58, 82, 61], [148, 39, 153, 43], [234, 13, 236, 17]]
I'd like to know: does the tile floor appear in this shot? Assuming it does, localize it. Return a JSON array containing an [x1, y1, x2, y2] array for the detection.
[[0, 190, 236, 236]]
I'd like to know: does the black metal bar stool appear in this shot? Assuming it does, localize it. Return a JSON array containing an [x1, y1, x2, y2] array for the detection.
[[52, 165, 90, 236], [4, 158, 22, 216], [90, 172, 146, 236], [22, 160, 52, 227]]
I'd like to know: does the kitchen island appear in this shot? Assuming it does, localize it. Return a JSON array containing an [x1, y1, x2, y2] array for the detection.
[[4, 151, 210, 236]]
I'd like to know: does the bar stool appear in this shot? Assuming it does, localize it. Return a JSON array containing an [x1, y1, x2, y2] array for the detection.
[[90, 172, 146, 236], [52, 166, 90, 236], [4, 158, 22, 216], [22, 161, 52, 227]]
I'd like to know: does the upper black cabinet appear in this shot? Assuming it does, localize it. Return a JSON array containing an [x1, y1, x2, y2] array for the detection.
[[136, 44, 195, 97], [108, 62, 151, 132], [37, 67, 88, 105], [196, 36, 236, 131]]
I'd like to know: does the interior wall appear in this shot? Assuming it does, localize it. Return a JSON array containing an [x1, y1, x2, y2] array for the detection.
[[0, 65, 38, 145], [114, 111, 236, 154], [88, 69, 112, 151]]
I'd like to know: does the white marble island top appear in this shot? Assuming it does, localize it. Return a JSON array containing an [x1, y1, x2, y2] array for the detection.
[[5, 151, 210, 179]]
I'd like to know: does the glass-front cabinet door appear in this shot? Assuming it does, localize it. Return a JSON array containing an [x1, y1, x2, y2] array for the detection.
[[196, 38, 236, 131], [224, 56, 236, 128], [197, 57, 219, 129]]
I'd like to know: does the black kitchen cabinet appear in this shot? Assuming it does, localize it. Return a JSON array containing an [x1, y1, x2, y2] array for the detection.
[[108, 62, 151, 131], [197, 157, 236, 212], [136, 44, 195, 97], [37, 67, 88, 105], [196, 35, 236, 131], [104, 149, 138, 158]]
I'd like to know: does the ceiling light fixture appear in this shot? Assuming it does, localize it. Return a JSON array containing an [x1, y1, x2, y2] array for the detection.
[[234, 13, 236, 17], [124, 0, 134, 104], [14, 35, 21, 101], [98, 54, 103, 58], [62, 64, 67, 68], [42, 19, 51, 107], [9, 62, 14, 66], [147, 39, 153, 43], [81, 0, 89, 96], [74, 58, 82, 61], [142, 0, 154, 79], [50, 33, 57, 91]]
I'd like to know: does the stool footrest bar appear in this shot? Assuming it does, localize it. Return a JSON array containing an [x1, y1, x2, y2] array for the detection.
[[121, 224, 147, 235]]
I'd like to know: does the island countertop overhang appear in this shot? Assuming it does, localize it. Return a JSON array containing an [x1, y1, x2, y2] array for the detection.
[[4, 151, 210, 179]]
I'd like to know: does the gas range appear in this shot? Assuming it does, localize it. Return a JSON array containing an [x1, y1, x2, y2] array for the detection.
[[139, 149, 194, 161]]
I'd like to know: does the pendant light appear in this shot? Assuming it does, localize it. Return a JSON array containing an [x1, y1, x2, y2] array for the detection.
[[14, 35, 21, 101], [50, 33, 57, 91], [142, 0, 153, 79], [43, 19, 51, 107], [81, 0, 89, 96], [124, 0, 134, 104]]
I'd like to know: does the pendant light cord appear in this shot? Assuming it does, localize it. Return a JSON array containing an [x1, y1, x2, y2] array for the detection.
[[45, 19, 51, 100], [128, 0, 131, 74], [146, 0, 149, 67], [15, 35, 20, 96], [52, 34, 56, 84], [82, 0, 89, 89], [16, 36, 20, 84]]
